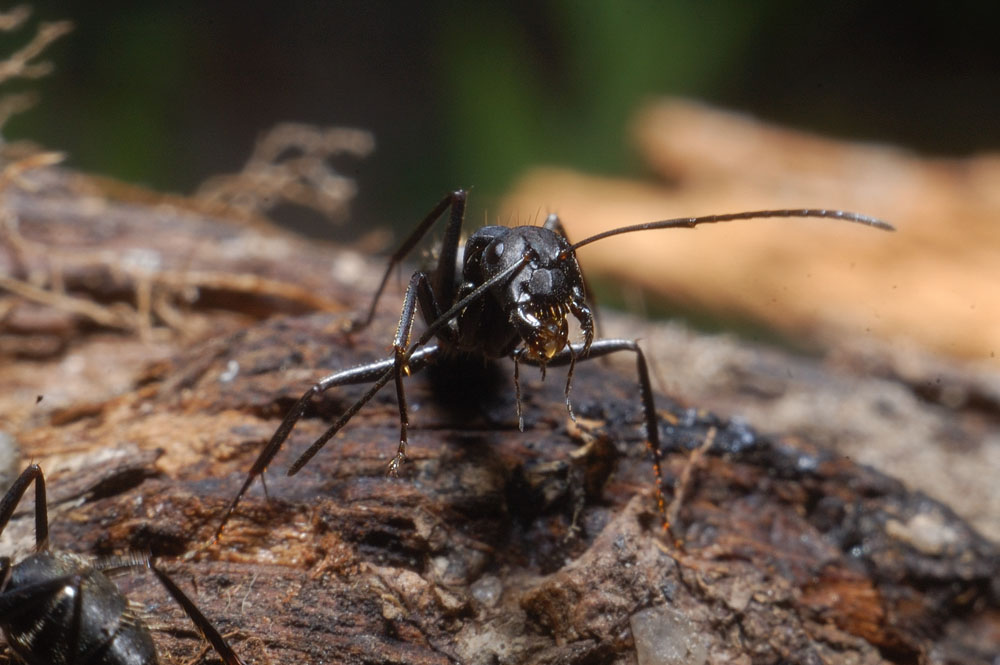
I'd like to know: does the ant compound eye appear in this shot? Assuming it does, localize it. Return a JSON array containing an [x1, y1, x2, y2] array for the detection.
[[486, 241, 504, 264]]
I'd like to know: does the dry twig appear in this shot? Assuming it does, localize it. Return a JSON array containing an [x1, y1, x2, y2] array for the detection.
[[197, 123, 374, 222]]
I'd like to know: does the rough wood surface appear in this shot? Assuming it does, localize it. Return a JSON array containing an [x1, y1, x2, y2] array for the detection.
[[1, 164, 998, 664]]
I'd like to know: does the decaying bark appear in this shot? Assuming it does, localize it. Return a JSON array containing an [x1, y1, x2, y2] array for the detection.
[[1, 163, 998, 665]]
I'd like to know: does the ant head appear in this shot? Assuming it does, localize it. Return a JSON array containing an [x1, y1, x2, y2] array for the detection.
[[468, 226, 592, 362]]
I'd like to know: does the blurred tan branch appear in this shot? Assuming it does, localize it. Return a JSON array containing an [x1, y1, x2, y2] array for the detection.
[[197, 123, 374, 223], [0, 6, 72, 143], [0, 15, 72, 84], [504, 98, 1000, 366]]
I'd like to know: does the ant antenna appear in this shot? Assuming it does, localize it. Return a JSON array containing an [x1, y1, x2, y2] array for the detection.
[[568, 209, 894, 253]]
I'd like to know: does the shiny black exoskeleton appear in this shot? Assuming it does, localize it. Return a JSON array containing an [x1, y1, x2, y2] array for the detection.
[[448, 222, 592, 361], [0, 464, 243, 665], [218, 190, 893, 537]]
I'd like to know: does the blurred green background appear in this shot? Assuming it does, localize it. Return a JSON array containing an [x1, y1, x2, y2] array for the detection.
[[3, 1, 998, 237]]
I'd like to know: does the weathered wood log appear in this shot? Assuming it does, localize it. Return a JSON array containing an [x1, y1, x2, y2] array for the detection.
[[1, 165, 997, 664]]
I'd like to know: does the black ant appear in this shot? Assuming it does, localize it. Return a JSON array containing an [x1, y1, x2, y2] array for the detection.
[[0, 464, 244, 665], [216, 190, 892, 537]]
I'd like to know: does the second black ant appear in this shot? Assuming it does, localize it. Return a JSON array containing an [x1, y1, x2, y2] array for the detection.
[[217, 190, 892, 538], [0, 463, 244, 665]]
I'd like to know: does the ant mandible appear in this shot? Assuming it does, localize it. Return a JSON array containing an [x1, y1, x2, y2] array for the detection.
[[0, 464, 244, 665], [217, 190, 892, 538]]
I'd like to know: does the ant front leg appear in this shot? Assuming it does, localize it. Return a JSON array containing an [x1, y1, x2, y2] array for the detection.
[[216, 343, 441, 539], [0, 464, 48, 549], [217, 246, 534, 538], [348, 190, 468, 333], [385, 250, 539, 475], [524, 339, 670, 532], [294, 256, 527, 479], [386, 269, 454, 476]]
